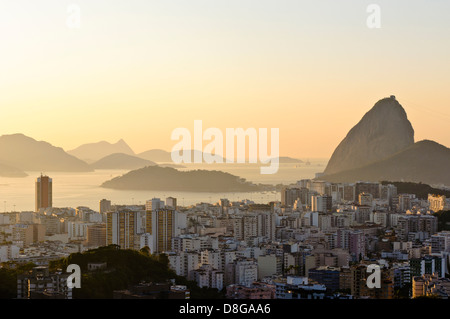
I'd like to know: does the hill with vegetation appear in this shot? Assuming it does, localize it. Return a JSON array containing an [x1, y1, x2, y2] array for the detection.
[[49, 245, 224, 299], [100, 165, 273, 192], [381, 181, 450, 199]]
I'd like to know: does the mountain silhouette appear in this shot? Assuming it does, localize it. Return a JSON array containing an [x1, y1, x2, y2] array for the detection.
[[321, 96, 450, 186], [322, 140, 450, 186], [324, 96, 414, 175], [0, 134, 92, 173], [100, 165, 270, 192], [90, 153, 157, 170], [68, 139, 135, 163]]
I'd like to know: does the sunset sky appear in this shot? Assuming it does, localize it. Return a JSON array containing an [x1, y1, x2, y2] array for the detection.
[[1, 0, 450, 159]]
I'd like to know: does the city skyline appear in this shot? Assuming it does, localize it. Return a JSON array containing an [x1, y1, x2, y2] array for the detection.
[[1, 1, 450, 158]]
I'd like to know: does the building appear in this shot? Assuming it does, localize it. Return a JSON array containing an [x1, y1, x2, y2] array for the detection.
[[431, 231, 450, 254], [348, 230, 366, 261], [226, 258, 258, 287], [413, 274, 450, 299], [311, 195, 332, 213], [355, 182, 380, 199], [12, 223, 45, 247], [86, 223, 106, 248], [226, 282, 275, 299], [145, 208, 176, 253], [99, 199, 112, 214], [145, 198, 165, 212], [113, 282, 189, 299], [191, 264, 224, 291], [257, 254, 282, 280], [308, 266, 341, 292], [0, 244, 20, 262], [281, 187, 309, 207], [168, 251, 201, 280], [358, 193, 373, 207], [428, 194, 450, 213], [106, 210, 138, 249], [17, 266, 72, 299], [410, 255, 445, 278], [274, 276, 327, 299], [35, 174, 52, 212], [166, 197, 177, 209]]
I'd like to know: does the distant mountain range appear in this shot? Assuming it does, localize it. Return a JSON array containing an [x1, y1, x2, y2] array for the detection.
[[321, 96, 450, 186], [67, 139, 135, 163], [90, 153, 157, 170], [100, 165, 274, 192], [0, 134, 92, 176]]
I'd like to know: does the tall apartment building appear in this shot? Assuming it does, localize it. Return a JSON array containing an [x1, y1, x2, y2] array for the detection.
[[145, 208, 176, 253], [86, 223, 106, 248], [166, 197, 177, 209], [358, 193, 373, 207], [311, 194, 332, 213], [99, 199, 112, 214], [35, 174, 52, 212], [145, 198, 165, 212], [355, 182, 380, 199], [281, 187, 309, 207], [106, 210, 138, 249]]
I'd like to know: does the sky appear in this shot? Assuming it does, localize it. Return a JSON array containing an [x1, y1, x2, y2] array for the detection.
[[1, 0, 450, 159]]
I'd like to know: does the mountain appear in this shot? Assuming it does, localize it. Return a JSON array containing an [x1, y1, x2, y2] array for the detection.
[[90, 153, 156, 170], [321, 140, 450, 186], [100, 165, 273, 192], [324, 96, 415, 175], [0, 162, 28, 177], [137, 149, 172, 163], [0, 134, 92, 173], [68, 139, 135, 163]]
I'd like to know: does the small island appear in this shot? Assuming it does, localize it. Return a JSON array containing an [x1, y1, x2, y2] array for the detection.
[[100, 165, 275, 192]]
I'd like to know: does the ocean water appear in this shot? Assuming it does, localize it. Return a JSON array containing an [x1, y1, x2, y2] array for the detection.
[[0, 159, 328, 212]]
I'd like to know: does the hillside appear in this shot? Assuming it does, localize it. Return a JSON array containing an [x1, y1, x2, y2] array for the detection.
[[0, 134, 92, 173], [48, 245, 224, 299], [322, 140, 450, 186], [324, 96, 415, 175], [68, 139, 135, 163], [90, 153, 156, 170], [0, 162, 28, 177], [101, 165, 272, 192]]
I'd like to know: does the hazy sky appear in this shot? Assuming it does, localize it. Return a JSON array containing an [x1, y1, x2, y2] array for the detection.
[[1, 0, 450, 159]]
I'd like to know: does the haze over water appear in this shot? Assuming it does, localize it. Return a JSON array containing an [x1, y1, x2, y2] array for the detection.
[[0, 159, 327, 212]]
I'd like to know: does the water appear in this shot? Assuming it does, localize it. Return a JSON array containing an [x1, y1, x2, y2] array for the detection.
[[0, 159, 328, 212]]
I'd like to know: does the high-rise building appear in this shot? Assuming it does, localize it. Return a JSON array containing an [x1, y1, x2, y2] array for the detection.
[[106, 210, 138, 249], [145, 208, 176, 253], [145, 198, 165, 212], [99, 199, 112, 214], [355, 182, 380, 199], [166, 197, 177, 209], [311, 194, 332, 213], [358, 193, 373, 207], [86, 224, 107, 248], [281, 187, 309, 207], [35, 175, 52, 212]]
